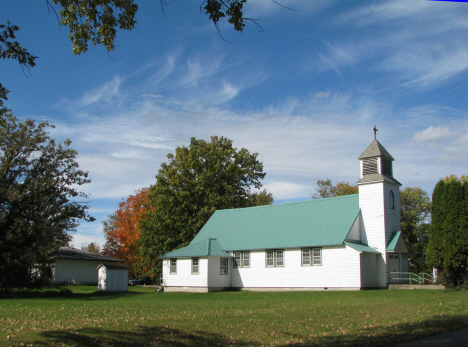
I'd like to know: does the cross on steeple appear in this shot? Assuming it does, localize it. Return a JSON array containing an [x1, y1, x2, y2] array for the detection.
[[372, 125, 378, 140]]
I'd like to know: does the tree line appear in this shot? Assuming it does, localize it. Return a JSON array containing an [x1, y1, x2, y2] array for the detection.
[[1, 1, 261, 290]]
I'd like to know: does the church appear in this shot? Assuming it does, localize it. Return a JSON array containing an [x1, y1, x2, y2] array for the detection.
[[159, 132, 409, 292]]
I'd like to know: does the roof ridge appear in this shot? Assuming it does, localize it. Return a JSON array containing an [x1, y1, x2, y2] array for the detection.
[[215, 194, 359, 213]]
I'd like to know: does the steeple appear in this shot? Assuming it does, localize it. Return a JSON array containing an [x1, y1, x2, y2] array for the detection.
[[357, 129, 400, 186], [356, 127, 403, 287]]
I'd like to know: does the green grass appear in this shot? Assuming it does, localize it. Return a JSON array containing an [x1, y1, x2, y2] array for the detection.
[[1, 286, 467, 346]]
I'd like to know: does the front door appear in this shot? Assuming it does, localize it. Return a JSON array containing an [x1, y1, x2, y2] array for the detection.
[[388, 254, 400, 283]]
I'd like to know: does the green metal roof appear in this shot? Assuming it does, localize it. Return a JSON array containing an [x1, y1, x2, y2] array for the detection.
[[159, 238, 232, 258], [190, 194, 360, 251], [344, 241, 380, 254], [387, 231, 403, 251], [358, 139, 394, 160]]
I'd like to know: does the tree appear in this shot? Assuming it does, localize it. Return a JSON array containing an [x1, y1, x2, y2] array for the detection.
[[81, 242, 101, 254], [400, 187, 431, 273], [247, 189, 274, 206], [102, 188, 150, 277], [311, 179, 358, 199], [0, 110, 93, 289], [427, 175, 468, 288], [1, 0, 259, 108], [138, 136, 271, 278]]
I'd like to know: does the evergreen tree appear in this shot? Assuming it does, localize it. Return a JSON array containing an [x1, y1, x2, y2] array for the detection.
[[427, 176, 468, 287]]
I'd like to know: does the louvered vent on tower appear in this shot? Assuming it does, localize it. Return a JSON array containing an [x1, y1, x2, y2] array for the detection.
[[363, 158, 378, 176], [382, 158, 392, 177]]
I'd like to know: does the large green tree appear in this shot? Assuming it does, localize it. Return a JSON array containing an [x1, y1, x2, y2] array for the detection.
[[427, 175, 468, 288], [0, 110, 93, 289], [400, 187, 431, 273], [1, 0, 258, 108], [138, 136, 271, 278]]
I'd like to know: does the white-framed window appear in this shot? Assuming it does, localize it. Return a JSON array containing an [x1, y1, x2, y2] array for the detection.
[[313, 248, 322, 266], [170, 258, 177, 274], [192, 258, 199, 274], [233, 251, 250, 268], [220, 258, 228, 275], [243, 251, 250, 267], [302, 248, 311, 266], [266, 250, 274, 267], [302, 248, 322, 266], [266, 250, 284, 267]]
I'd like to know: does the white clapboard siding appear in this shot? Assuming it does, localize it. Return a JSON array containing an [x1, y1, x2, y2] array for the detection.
[[54, 259, 102, 284], [359, 182, 388, 287], [345, 214, 361, 242], [384, 184, 401, 246], [360, 252, 379, 288], [230, 246, 362, 289], [163, 258, 208, 287], [207, 257, 232, 288]]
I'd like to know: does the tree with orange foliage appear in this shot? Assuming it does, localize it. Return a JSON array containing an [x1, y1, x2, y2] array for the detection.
[[102, 188, 149, 277]]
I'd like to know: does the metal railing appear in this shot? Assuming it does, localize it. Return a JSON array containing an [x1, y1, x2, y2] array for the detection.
[[389, 272, 436, 285]]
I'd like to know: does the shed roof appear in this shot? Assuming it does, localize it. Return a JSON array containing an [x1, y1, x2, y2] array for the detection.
[[97, 263, 129, 270], [53, 247, 123, 262], [159, 238, 232, 258], [190, 194, 360, 251], [345, 241, 380, 253]]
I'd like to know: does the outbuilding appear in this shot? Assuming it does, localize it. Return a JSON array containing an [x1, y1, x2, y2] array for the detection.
[[53, 247, 124, 284], [97, 263, 129, 291]]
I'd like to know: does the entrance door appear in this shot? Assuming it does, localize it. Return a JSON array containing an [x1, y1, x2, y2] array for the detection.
[[388, 254, 400, 283]]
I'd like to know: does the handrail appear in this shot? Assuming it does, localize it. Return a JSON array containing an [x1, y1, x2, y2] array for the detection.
[[389, 272, 436, 285]]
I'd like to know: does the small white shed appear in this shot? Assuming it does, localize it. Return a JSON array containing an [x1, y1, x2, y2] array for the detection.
[[97, 263, 129, 291]]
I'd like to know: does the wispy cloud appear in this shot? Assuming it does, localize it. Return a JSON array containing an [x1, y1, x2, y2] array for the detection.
[[78, 76, 122, 107]]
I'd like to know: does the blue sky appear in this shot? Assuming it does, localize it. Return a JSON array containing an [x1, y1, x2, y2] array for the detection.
[[3, 0, 468, 248]]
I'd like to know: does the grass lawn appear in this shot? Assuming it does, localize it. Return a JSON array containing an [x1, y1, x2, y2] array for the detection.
[[0, 286, 467, 346]]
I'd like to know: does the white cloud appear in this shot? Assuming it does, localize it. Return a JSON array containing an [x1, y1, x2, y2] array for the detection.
[[78, 76, 121, 107], [264, 181, 307, 201], [414, 126, 452, 143]]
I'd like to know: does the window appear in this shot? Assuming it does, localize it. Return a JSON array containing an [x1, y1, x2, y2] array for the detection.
[[302, 248, 311, 266], [170, 258, 177, 274], [233, 251, 250, 268], [302, 248, 322, 266], [389, 190, 395, 210], [234, 252, 241, 267], [266, 250, 284, 267], [192, 258, 199, 274], [243, 252, 250, 267], [313, 248, 322, 266], [220, 258, 228, 275]]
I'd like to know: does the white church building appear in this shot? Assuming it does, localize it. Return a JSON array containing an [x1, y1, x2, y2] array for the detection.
[[159, 136, 409, 292]]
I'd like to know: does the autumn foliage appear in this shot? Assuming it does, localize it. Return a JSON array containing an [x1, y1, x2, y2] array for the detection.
[[102, 188, 149, 277]]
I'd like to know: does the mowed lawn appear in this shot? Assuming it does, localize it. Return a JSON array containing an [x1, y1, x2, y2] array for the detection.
[[1, 286, 467, 346]]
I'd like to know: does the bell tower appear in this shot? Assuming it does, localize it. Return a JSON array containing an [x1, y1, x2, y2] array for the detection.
[[357, 126, 401, 287]]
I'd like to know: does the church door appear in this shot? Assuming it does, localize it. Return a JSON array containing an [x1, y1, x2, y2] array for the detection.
[[388, 254, 400, 284]]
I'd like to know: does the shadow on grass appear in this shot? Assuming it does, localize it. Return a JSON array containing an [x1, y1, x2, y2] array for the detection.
[[37, 325, 257, 347], [0, 289, 147, 300], [278, 314, 468, 347], [34, 314, 468, 347]]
